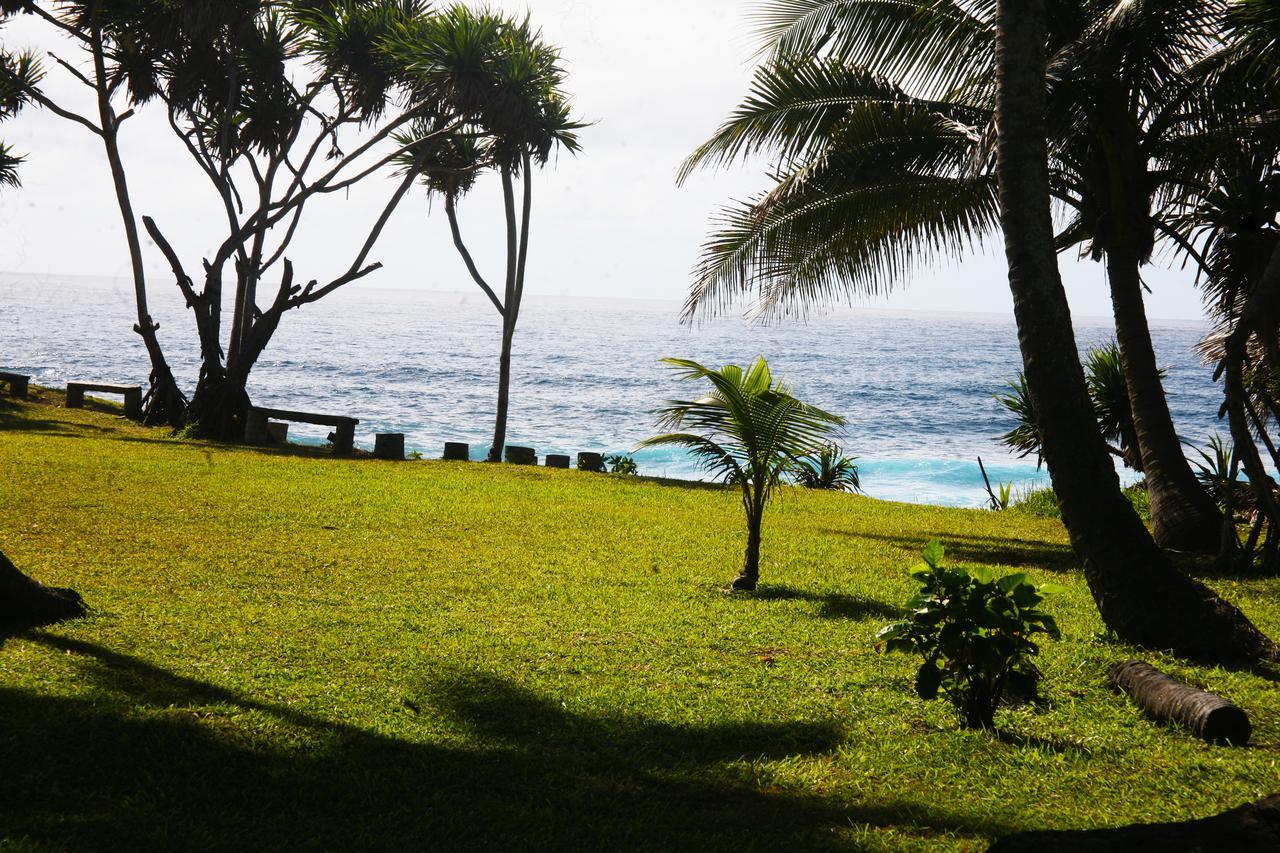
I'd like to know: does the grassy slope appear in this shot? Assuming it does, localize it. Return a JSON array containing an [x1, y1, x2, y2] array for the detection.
[[1, 391, 1278, 851]]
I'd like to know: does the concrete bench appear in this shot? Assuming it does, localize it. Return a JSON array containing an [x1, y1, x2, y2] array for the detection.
[[245, 406, 358, 454], [66, 381, 142, 420], [0, 371, 29, 398]]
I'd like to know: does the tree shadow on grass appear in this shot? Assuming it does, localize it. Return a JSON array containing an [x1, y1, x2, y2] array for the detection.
[[1, 633, 1020, 851], [751, 585, 905, 622], [834, 530, 1080, 573]]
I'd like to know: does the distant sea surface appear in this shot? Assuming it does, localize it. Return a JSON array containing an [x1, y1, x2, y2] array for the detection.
[[0, 272, 1223, 508]]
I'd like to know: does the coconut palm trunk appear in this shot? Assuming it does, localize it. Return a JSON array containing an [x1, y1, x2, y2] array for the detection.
[[738, 491, 765, 590], [995, 0, 1276, 662], [0, 549, 85, 635], [1108, 246, 1222, 554]]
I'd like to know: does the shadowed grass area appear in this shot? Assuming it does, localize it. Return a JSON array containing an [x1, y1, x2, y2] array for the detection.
[[1, 395, 1279, 850]]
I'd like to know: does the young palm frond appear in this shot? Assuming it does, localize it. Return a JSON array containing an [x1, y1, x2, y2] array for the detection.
[[638, 357, 844, 589]]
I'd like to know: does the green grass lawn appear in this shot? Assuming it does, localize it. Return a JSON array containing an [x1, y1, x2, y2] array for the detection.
[[2, 391, 1279, 851]]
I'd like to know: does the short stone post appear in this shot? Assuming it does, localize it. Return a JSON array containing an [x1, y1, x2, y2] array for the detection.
[[374, 433, 405, 461], [443, 442, 470, 461], [505, 445, 537, 466], [122, 387, 143, 421], [577, 452, 605, 472], [545, 454, 571, 469], [330, 423, 356, 455], [244, 408, 269, 445]]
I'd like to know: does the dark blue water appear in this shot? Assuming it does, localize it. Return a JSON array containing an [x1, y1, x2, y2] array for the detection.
[[0, 272, 1223, 506]]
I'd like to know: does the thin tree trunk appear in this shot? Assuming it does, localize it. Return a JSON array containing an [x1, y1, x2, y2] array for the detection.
[[1108, 250, 1221, 552], [994, 0, 1276, 663], [734, 509, 762, 591], [0, 549, 85, 635], [488, 165, 522, 463], [488, 324, 514, 462], [90, 13, 185, 427]]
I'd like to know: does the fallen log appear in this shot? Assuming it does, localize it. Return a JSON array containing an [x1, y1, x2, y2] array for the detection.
[[0, 549, 86, 636], [1109, 660, 1251, 745], [987, 793, 1280, 851]]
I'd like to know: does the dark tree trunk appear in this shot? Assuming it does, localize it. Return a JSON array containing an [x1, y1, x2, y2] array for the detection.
[[994, 0, 1276, 663], [733, 511, 762, 591], [91, 15, 185, 428], [0, 550, 85, 636], [987, 793, 1280, 852], [488, 324, 515, 462], [1108, 251, 1221, 552]]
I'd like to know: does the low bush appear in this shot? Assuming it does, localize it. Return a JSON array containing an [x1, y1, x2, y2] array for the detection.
[[877, 542, 1060, 731]]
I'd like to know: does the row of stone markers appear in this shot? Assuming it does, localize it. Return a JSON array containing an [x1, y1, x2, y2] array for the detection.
[[442, 441, 606, 471]]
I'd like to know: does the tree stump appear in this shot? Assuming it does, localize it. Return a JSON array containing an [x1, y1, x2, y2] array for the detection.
[[505, 446, 537, 466], [545, 454, 571, 469], [987, 793, 1280, 851], [1109, 660, 1251, 745], [577, 452, 605, 472], [443, 442, 470, 462], [374, 433, 405, 461]]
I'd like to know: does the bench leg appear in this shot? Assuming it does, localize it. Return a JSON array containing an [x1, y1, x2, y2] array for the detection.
[[332, 424, 355, 455], [244, 409, 269, 445], [13, 377, 27, 399], [123, 388, 143, 421], [66, 387, 84, 409]]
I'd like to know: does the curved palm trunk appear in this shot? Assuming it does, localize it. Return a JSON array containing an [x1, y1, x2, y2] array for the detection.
[[995, 0, 1275, 662], [0, 549, 85, 635], [1108, 250, 1221, 552], [91, 21, 185, 427]]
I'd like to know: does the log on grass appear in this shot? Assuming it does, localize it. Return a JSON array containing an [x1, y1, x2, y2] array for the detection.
[[0, 549, 86, 634], [987, 793, 1280, 852], [1109, 660, 1251, 745]]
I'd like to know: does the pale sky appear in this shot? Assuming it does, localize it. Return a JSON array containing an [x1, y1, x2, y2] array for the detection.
[[0, 1, 1209, 323]]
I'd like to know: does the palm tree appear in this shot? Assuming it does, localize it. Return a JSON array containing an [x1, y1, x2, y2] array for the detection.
[[680, 0, 1224, 552], [392, 6, 583, 462], [638, 357, 845, 590], [993, 0, 1273, 661], [792, 443, 861, 492], [1, 0, 189, 426]]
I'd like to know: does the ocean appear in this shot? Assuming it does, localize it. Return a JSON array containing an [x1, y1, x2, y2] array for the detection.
[[0, 272, 1223, 507]]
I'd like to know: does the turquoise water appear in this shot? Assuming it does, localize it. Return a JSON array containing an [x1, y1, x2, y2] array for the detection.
[[1, 272, 1217, 507]]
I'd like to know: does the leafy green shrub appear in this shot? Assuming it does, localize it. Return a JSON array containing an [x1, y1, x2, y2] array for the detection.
[[605, 454, 639, 475], [791, 443, 861, 492], [876, 542, 1061, 730]]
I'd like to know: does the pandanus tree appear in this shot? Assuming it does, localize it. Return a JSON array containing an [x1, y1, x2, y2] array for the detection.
[[638, 358, 845, 591], [993, 0, 1274, 661], [391, 5, 582, 461], [679, 0, 1226, 553], [1, 0, 187, 425], [121, 0, 450, 439], [0, 17, 34, 187]]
